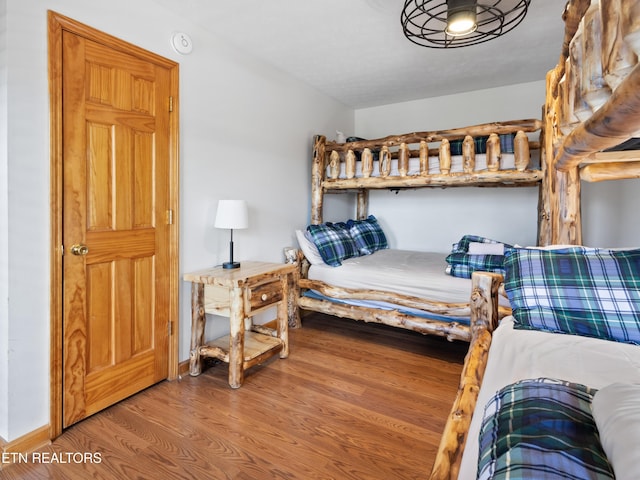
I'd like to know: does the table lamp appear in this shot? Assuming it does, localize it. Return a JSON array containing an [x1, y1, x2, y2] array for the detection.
[[215, 200, 248, 269]]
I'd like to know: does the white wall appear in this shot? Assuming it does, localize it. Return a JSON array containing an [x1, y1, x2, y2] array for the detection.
[[0, 0, 353, 442], [582, 179, 640, 247], [354, 82, 546, 252]]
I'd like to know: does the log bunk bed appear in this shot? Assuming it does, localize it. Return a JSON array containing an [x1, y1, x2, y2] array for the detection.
[[430, 1, 640, 479], [295, 119, 543, 343]]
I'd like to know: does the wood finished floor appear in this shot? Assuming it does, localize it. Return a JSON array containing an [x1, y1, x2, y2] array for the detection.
[[1, 313, 468, 480]]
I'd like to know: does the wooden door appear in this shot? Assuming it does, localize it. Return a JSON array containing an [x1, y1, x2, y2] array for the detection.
[[60, 27, 175, 428]]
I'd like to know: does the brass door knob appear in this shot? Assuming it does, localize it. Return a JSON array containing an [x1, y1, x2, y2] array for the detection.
[[70, 244, 89, 256]]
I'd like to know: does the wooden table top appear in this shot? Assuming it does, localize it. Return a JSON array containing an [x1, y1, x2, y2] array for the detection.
[[183, 261, 296, 286]]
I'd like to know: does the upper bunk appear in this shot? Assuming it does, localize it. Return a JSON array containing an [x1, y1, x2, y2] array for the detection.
[[541, 0, 640, 245], [311, 119, 543, 224], [548, 0, 640, 179]]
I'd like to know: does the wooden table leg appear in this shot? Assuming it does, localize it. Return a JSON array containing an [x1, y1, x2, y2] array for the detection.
[[189, 282, 206, 376], [278, 273, 290, 359], [228, 286, 245, 388], [287, 268, 301, 328]]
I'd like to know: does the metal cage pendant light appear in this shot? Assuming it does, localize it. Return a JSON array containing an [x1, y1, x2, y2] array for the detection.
[[401, 0, 531, 49]]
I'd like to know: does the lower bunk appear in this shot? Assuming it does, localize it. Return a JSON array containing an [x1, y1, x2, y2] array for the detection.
[[431, 247, 640, 480], [296, 246, 509, 343], [294, 216, 511, 342]]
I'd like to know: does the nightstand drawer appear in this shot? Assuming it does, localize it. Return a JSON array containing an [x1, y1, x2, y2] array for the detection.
[[248, 279, 283, 311]]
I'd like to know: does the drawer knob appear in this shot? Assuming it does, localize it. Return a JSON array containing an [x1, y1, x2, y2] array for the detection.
[[261, 293, 268, 301]]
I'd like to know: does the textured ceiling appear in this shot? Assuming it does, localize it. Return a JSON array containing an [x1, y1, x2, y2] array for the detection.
[[153, 0, 566, 108]]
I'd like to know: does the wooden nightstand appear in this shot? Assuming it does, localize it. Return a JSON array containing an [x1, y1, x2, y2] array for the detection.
[[184, 261, 296, 388]]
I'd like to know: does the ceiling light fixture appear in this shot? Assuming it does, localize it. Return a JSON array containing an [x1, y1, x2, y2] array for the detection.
[[401, 0, 531, 49], [445, 0, 477, 36]]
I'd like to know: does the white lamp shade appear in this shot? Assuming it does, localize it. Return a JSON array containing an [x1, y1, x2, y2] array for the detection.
[[214, 200, 249, 229]]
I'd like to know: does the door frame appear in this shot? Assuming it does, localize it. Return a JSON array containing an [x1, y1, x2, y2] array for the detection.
[[48, 10, 180, 439]]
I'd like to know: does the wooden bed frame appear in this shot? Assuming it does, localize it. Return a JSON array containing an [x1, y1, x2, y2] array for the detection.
[[539, 0, 640, 245], [310, 119, 543, 224], [430, 1, 640, 478], [296, 119, 542, 342]]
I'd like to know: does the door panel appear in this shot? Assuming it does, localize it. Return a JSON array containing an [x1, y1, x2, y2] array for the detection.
[[61, 30, 171, 428]]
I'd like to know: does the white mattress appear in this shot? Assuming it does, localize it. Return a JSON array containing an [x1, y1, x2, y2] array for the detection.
[[329, 154, 517, 179], [308, 249, 472, 304], [458, 317, 640, 479]]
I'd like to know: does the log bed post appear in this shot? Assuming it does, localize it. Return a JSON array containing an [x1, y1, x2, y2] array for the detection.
[[429, 272, 501, 480], [356, 189, 369, 220], [311, 135, 326, 224], [552, 166, 582, 245], [539, 89, 553, 246], [541, 63, 583, 246], [539, 69, 558, 246]]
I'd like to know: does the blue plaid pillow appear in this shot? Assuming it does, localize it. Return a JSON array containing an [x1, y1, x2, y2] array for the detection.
[[347, 215, 388, 255], [504, 247, 640, 345], [478, 378, 613, 480], [306, 222, 359, 267]]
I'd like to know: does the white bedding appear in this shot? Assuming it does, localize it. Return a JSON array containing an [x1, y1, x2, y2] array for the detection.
[[308, 249, 472, 304], [459, 317, 640, 479], [329, 154, 517, 179]]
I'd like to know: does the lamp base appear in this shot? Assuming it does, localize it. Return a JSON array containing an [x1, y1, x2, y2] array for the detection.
[[222, 261, 240, 269]]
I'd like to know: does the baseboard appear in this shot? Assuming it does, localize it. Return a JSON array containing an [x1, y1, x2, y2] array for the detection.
[[0, 425, 51, 469]]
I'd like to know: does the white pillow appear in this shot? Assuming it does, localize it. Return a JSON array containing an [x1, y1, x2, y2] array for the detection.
[[468, 242, 504, 255], [295, 230, 325, 266], [591, 383, 640, 480]]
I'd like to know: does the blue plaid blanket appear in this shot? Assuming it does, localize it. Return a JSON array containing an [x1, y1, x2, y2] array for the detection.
[[446, 235, 511, 279], [478, 378, 614, 480], [446, 252, 506, 279], [504, 247, 640, 345]]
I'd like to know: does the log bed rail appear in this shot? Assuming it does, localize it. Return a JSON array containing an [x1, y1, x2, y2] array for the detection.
[[429, 272, 502, 480], [311, 119, 543, 224]]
